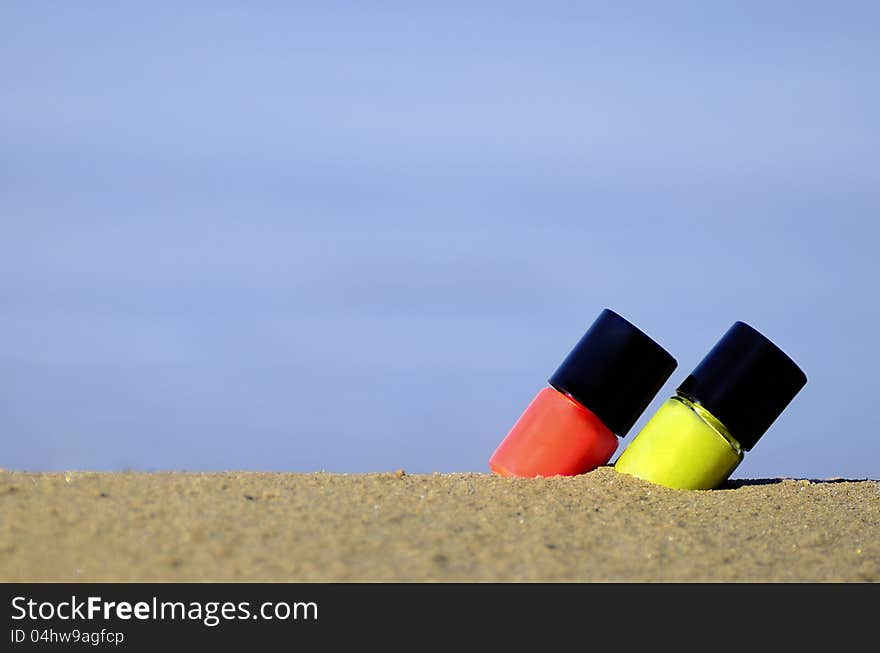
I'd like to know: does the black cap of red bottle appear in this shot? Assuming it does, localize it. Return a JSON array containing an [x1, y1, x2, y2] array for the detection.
[[677, 321, 807, 451], [548, 309, 677, 437]]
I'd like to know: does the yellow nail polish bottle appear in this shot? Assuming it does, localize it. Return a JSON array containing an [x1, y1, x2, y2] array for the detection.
[[615, 321, 807, 490]]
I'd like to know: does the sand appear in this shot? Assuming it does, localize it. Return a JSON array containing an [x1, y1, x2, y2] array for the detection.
[[0, 467, 877, 582]]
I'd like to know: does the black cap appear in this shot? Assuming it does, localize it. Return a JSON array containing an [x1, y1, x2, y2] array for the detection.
[[677, 321, 807, 451], [548, 309, 677, 436]]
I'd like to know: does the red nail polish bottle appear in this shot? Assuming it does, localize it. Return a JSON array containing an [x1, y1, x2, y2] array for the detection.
[[489, 309, 677, 478]]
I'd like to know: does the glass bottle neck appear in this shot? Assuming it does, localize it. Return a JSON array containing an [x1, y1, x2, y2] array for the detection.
[[673, 392, 743, 456]]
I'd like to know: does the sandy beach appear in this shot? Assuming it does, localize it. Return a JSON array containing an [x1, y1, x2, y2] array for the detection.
[[0, 467, 877, 582]]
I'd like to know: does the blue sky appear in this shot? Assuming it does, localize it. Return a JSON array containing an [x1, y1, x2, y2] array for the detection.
[[2, 2, 878, 478]]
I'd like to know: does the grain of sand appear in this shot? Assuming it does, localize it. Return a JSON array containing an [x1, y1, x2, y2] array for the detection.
[[1, 467, 877, 582]]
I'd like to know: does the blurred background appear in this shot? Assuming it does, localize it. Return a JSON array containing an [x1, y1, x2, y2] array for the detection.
[[2, 2, 878, 479]]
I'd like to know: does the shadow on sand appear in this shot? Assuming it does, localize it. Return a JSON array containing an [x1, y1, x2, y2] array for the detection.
[[721, 477, 875, 490]]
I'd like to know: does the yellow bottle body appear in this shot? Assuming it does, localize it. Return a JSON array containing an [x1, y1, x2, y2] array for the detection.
[[614, 394, 743, 490]]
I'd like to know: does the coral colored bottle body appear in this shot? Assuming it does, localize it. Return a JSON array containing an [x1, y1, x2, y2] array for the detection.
[[614, 394, 743, 490], [489, 387, 618, 478]]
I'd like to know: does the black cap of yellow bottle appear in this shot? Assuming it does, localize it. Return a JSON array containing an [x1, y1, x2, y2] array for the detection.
[[548, 308, 677, 437], [677, 321, 807, 451]]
